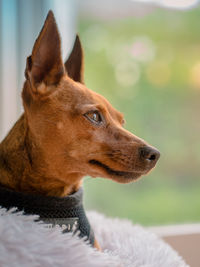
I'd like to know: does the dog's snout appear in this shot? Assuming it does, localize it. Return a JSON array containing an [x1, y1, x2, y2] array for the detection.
[[140, 146, 160, 164]]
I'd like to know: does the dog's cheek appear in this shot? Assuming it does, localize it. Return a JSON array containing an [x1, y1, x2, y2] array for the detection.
[[56, 121, 64, 130]]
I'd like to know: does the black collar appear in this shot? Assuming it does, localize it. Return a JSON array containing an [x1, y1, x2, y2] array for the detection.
[[0, 185, 94, 246]]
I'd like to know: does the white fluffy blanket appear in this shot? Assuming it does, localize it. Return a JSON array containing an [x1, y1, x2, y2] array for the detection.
[[0, 208, 188, 267]]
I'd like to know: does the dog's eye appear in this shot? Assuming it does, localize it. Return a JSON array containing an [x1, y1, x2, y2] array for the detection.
[[84, 111, 103, 125]]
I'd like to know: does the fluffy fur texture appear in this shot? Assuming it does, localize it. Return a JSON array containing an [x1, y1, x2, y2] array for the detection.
[[0, 208, 188, 267]]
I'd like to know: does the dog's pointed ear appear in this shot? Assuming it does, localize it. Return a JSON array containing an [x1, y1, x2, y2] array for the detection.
[[65, 35, 84, 84], [25, 10, 64, 94]]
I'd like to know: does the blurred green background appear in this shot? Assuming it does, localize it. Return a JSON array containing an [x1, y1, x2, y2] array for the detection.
[[78, 7, 200, 225]]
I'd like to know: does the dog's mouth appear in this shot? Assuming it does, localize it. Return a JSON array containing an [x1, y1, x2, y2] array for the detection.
[[89, 159, 144, 181]]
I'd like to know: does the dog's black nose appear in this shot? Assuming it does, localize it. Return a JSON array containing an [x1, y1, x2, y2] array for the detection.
[[140, 146, 160, 163]]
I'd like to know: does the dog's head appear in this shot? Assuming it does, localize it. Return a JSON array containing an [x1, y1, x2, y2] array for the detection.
[[22, 11, 160, 185]]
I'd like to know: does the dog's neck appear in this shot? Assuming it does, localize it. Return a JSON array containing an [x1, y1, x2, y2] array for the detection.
[[0, 115, 83, 197]]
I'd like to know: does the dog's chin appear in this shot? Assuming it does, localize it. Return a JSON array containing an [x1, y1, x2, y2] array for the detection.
[[88, 159, 147, 184], [108, 172, 143, 184]]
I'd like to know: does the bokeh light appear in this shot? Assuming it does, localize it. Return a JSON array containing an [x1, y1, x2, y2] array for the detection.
[[146, 61, 171, 87], [115, 60, 141, 88], [130, 36, 156, 63], [190, 62, 200, 90]]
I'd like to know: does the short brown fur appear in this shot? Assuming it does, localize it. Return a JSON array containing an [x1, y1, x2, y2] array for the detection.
[[0, 11, 160, 249]]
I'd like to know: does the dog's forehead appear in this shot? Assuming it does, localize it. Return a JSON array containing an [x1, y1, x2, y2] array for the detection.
[[91, 90, 123, 121], [65, 78, 123, 121], [59, 76, 123, 121]]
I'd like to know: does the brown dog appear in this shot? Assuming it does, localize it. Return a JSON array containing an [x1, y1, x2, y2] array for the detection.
[[0, 11, 160, 249]]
